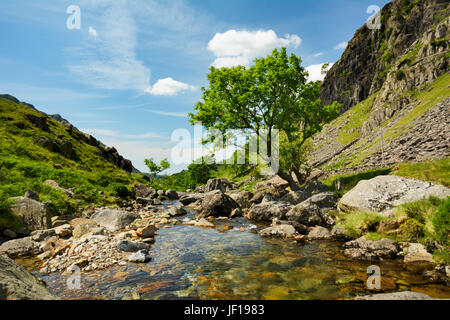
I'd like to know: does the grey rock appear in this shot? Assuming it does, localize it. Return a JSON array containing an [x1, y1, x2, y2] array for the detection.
[[132, 184, 156, 199], [31, 229, 56, 242], [10, 197, 50, 230], [259, 224, 298, 238], [227, 190, 253, 209], [91, 209, 139, 232], [117, 240, 148, 253], [205, 178, 233, 192], [0, 254, 58, 300], [343, 237, 400, 261], [271, 218, 308, 234], [247, 201, 293, 222], [331, 226, 350, 240], [286, 192, 337, 227], [354, 291, 438, 300], [339, 176, 450, 214], [0, 237, 40, 257], [308, 226, 332, 240], [196, 192, 238, 219], [127, 250, 151, 263], [165, 189, 178, 200]]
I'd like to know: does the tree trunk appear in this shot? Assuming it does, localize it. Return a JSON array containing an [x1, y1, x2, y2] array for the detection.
[[277, 171, 300, 191]]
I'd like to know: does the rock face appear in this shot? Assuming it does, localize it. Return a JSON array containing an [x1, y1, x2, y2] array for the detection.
[[259, 224, 298, 238], [339, 176, 450, 214], [354, 291, 437, 300], [309, 0, 450, 170], [196, 192, 238, 219], [10, 197, 50, 230], [247, 201, 293, 222], [91, 209, 139, 232], [0, 254, 58, 300], [343, 237, 400, 261], [286, 193, 337, 227], [321, 0, 449, 110]]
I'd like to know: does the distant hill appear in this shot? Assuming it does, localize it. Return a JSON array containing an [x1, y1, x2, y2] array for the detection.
[[0, 95, 148, 215]]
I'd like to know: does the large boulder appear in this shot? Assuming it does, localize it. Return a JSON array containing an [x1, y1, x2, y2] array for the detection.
[[343, 237, 400, 261], [307, 226, 332, 240], [0, 254, 58, 300], [165, 190, 178, 200], [404, 243, 435, 265], [259, 224, 298, 238], [132, 184, 156, 199], [286, 192, 337, 227], [271, 218, 308, 234], [247, 201, 293, 222], [280, 179, 328, 205], [205, 178, 233, 192], [339, 176, 450, 214], [178, 191, 221, 205], [0, 237, 40, 257], [227, 190, 253, 209], [10, 197, 51, 230], [250, 186, 285, 204], [196, 192, 239, 219], [91, 209, 139, 232], [254, 175, 289, 190]]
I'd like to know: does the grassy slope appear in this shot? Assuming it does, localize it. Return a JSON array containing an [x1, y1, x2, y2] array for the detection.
[[0, 97, 148, 228]]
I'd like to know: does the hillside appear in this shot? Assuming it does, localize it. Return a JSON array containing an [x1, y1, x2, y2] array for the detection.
[[0, 95, 148, 221], [310, 0, 449, 171]]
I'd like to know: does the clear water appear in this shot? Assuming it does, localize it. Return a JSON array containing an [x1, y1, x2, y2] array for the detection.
[[26, 204, 450, 300]]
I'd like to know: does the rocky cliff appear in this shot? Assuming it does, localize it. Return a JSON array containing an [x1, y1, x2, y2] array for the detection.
[[310, 0, 449, 170]]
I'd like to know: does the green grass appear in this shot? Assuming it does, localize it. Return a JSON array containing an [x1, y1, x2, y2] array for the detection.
[[391, 158, 450, 187], [336, 211, 388, 239], [336, 92, 379, 145], [322, 168, 392, 197]]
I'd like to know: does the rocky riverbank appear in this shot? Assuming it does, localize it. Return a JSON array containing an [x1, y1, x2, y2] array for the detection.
[[1, 175, 449, 300]]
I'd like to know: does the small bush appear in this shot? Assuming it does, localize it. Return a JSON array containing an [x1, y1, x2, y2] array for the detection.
[[337, 211, 387, 238], [110, 183, 132, 198], [432, 197, 450, 246], [399, 218, 425, 241], [403, 202, 426, 224]]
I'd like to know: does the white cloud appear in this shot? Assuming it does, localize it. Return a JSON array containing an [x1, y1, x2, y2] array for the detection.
[[334, 42, 348, 50], [306, 63, 334, 82], [147, 110, 188, 117], [313, 52, 323, 57], [88, 26, 97, 37], [208, 29, 302, 68], [68, 3, 151, 92], [145, 77, 196, 96], [81, 128, 160, 139]]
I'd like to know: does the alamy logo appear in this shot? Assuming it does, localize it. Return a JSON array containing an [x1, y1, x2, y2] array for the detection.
[[66, 265, 81, 290], [66, 5, 81, 30], [366, 265, 381, 290], [366, 5, 381, 30]]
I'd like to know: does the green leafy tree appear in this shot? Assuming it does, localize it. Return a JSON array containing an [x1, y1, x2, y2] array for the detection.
[[144, 158, 170, 184], [189, 47, 340, 190]]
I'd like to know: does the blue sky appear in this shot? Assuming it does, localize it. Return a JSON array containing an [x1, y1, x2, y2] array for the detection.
[[0, 0, 390, 173]]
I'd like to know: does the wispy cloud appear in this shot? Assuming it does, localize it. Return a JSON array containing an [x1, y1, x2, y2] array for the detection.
[[68, 2, 151, 92], [334, 42, 348, 50], [145, 77, 196, 96], [147, 110, 188, 118]]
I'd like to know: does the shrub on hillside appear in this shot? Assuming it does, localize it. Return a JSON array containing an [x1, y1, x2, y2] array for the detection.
[[432, 197, 450, 246]]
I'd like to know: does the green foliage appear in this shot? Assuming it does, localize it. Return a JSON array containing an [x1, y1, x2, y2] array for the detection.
[[399, 219, 425, 242], [336, 211, 387, 239], [0, 190, 23, 231], [432, 197, 450, 246], [189, 47, 340, 189], [110, 183, 132, 199], [403, 202, 426, 224]]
